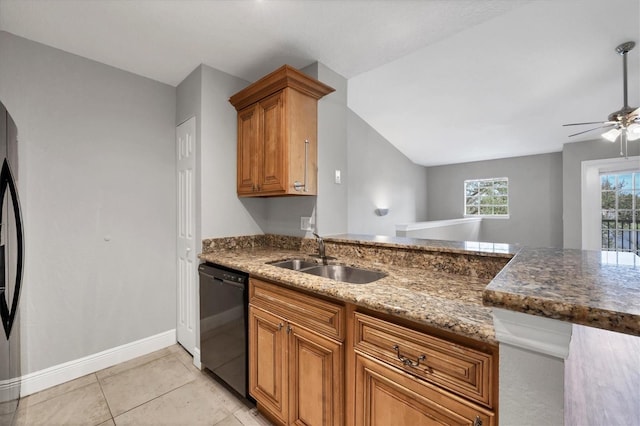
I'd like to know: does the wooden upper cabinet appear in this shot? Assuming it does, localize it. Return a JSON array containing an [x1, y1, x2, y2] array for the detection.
[[237, 104, 259, 195], [229, 65, 334, 197]]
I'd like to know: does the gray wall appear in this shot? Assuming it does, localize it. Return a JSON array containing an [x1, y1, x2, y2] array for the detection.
[[426, 152, 563, 247], [177, 65, 266, 241], [177, 61, 348, 242], [192, 61, 425, 240], [562, 139, 640, 249], [176, 65, 204, 264], [176, 66, 202, 127], [200, 65, 266, 237], [263, 62, 349, 237], [0, 32, 177, 373], [314, 63, 349, 236], [347, 110, 428, 236]]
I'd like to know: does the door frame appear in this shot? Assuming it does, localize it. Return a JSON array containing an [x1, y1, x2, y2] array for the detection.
[[581, 156, 640, 250]]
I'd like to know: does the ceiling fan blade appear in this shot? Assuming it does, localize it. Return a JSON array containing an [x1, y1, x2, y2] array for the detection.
[[568, 123, 615, 137], [562, 121, 607, 127]]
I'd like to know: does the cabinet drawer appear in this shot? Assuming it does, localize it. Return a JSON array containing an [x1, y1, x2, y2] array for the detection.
[[250, 278, 345, 341], [355, 353, 494, 426], [354, 312, 494, 407]]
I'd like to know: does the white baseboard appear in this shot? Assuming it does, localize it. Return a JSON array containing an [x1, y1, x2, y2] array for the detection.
[[20, 329, 176, 397]]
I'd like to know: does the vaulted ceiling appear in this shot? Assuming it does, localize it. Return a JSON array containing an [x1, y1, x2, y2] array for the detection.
[[1, 0, 639, 166]]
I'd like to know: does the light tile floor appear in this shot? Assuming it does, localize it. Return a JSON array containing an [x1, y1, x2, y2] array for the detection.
[[11, 345, 273, 426]]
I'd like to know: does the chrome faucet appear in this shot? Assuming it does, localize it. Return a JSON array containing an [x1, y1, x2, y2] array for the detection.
[[312, 232, 328, 265]]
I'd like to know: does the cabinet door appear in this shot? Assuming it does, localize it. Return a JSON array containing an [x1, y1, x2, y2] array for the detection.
[[289, 324, 343, 426], [237, 104, 259, 195], [354, 354, 493, 426], [258, 91, 287, 193], [249, 305, 288, 424]]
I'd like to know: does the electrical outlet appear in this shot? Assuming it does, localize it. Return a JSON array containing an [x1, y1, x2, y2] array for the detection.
[[300, 217, 312, 231], [335, 169, 341, 184]]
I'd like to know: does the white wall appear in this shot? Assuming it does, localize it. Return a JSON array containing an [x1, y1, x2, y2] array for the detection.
[[347, 110, 428, 236], [0, 32, 177, 374], [426, 152, 563, 247], [562, 139, 640, 249], [396, 218, 481, 241]]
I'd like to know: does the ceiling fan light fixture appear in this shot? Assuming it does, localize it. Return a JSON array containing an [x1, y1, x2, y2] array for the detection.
[[602, 128, 621, 142], [626, 124, 640, 141]]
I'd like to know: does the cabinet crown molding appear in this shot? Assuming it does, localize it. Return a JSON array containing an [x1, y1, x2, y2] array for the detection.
[[229, 64, 335, 111]]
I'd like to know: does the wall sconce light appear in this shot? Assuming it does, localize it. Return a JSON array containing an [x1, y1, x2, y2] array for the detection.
[[375, 208, 389, 216]]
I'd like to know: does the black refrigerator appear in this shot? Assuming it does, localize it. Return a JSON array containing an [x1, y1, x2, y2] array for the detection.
[[0, 101, 24, 426]]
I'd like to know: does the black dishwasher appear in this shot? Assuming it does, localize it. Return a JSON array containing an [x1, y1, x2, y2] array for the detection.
[[198, 263, 251, 401]]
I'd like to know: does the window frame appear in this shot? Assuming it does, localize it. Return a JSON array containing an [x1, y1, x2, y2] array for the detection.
[[463, 177, 510, 219]]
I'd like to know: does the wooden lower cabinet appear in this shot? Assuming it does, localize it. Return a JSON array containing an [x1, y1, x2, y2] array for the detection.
[[354, 353, 494, 426], [249, 305, 288, 424], [248, 279, 497, 426], [289, 324, 343, 425], [249, 304, 344, 426]]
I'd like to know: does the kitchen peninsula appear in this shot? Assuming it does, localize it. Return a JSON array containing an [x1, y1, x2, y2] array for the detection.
[[201, 233, 515, 343], [199, 233, 640, 426]]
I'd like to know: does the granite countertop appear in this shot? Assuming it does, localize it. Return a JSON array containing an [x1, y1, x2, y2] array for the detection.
[[199, 247, 498, 344], [483, 248, 640, 336], [325, 233, 518, 258], [200, 233, 640, 343]]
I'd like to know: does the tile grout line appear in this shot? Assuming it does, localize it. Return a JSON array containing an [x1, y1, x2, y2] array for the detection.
[[104, 353, 200, 421], [16, 374, 99, 412], [97, 350, 176, 382], [95, 372, 115, 425]]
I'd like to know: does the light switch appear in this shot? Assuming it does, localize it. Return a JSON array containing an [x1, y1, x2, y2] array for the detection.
[[300, 217, 312, 231], [335, 170, 341, 184]]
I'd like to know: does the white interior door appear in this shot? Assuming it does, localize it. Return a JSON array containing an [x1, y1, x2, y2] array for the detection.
[[176, 117, 196, 354]]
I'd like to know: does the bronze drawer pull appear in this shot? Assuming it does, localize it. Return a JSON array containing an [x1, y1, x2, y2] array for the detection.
[[392, 344, 426, 367]]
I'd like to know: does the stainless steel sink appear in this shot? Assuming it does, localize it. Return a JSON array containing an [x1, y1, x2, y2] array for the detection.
[[268, 259, 386, 284], [302, 265, 387, 284], [269, 259, 319, 271]]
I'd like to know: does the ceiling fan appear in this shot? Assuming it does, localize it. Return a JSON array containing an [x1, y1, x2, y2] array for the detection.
[[563, 41, 640, 158]]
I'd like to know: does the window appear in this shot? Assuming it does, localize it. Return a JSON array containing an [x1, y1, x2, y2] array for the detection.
[[464, 177, 509, 217], [601, 171, 639, 256]]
